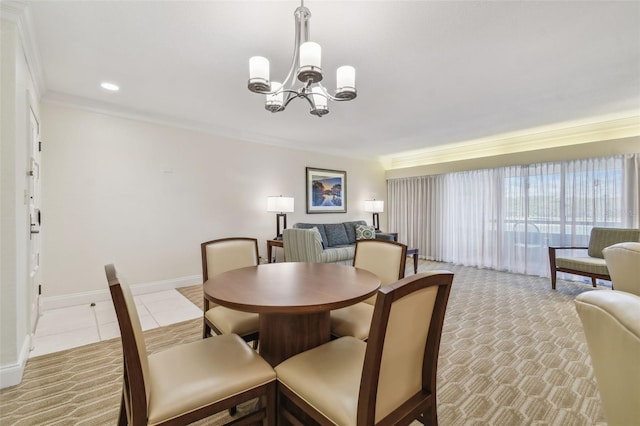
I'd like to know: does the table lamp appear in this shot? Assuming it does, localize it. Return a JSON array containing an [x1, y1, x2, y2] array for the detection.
[[267, 196, 294, 240], [364, 199, 384, 231]]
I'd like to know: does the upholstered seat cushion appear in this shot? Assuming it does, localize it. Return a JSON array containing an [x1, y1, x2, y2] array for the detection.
[[330, 302, 374, 340], [556, 256, 608, 276], [275, 337, 366, 426], [205, 307, 259, 336], [147, 333, 275, 425], [319, 245, 356, 263]]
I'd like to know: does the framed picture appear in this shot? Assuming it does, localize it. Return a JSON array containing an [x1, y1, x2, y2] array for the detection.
[[306, 167, 347, 213]]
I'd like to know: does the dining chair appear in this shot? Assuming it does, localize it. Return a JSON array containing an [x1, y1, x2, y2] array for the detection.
[[201, 237, 260, 345], [105, 264, 276, 426], [275, 271, 454, 426], [330, 239, 407, 340]]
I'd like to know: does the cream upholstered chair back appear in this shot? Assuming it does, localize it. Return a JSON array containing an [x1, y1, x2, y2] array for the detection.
[[200, 238, 260, 341], [360, 271, 453, 424], [575, 290, 640, 425], [353, 239, 407, 305], [603, 242, 640, 295], [105, 264, 152, 418], [201, 237, 259, 281]]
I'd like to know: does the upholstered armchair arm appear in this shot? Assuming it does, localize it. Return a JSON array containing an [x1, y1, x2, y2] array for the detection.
[[283, 228, 323, 262], [548, 246, 589, 264]]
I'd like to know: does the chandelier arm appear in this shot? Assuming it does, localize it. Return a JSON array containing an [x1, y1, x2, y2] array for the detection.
[[316, 82, 349, 102], [301, 93, 317, 110], [283, 93, 300, 109], [282, 89, 299, 106], [283, 4, 310, 91], [281, 18, 300, 91]]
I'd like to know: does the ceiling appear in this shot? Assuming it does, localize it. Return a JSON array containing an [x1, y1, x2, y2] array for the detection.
[[14, 0, 640, 162]]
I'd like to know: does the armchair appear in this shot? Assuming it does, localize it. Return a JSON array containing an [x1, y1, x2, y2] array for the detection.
[[603, 242, 640, 295], [548, 227, 640, 289], [575, 290, 640, 425]]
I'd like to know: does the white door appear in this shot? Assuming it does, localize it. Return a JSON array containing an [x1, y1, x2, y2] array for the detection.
[[28, 107, 42, 334]]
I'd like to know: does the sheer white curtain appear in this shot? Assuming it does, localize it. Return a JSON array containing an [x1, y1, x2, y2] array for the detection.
[[388, 154, 640, 278]]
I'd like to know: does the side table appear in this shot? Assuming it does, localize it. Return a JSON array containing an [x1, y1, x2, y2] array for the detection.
[[267, 239, 283, 263]]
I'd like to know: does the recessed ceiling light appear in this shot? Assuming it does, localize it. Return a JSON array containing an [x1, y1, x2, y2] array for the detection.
[[100, 82, 119, 91]]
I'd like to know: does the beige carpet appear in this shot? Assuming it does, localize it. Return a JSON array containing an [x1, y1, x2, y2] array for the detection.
[[0, 261, 606, 425]]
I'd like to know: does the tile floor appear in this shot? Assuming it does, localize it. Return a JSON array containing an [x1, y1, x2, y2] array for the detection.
[[30, 289, 202, 358]]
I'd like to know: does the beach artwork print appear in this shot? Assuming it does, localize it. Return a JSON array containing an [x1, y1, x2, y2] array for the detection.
[[306, 167, 347, 213]]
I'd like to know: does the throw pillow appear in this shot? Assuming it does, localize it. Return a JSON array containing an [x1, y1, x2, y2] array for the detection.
[[355, 224, 376, 240], [325, 223, 350, 247], [344, 220, 368, 244]]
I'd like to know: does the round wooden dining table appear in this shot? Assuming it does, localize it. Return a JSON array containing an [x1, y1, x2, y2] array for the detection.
[[203, 262, 381, 366]]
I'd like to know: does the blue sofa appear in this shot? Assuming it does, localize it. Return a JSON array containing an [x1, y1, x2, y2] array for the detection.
[[283, 220, 393, 263]]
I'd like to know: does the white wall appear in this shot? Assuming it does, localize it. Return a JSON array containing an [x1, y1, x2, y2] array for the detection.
[[1, 18, 39, 388], [40, 103, 386, 301]]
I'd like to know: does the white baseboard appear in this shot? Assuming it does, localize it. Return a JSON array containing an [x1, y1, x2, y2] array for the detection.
[[0, 334, 32, 389], [40, 275, 202, 311]]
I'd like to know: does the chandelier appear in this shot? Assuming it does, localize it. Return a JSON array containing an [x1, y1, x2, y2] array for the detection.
[[247, 0, 357, 117]]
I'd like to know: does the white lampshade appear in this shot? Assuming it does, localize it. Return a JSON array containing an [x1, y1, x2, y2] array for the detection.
[[311, 87, 328, 109], [267, 196, 294, 213], [249, 56, 270, 81], [299, 42, 321, 68], [364, 199, 384, 213], [266, 82, 284, 107], [336, 65, 355, 89]]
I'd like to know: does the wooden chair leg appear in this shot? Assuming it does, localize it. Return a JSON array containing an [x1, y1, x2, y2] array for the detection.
[[118, 392, 127, 426], [202, 322, 211, 339], [265, 381, 277, 426], [424, 402, 437, 425], [549, 247, 557, 290], [202, 298, 211, 339]]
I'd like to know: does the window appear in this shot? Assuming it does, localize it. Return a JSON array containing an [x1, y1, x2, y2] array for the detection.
[[388, 154, 638, 279]]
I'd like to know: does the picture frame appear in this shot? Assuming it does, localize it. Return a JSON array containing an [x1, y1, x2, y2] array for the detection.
[[306, 167, 347, 213]]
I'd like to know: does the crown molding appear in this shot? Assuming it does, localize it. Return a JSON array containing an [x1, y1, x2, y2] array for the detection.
[[41, 91, 365, 160], [41, 91, 292, 149], [1, 1, 46, 99], [381, 113, 640, 170]]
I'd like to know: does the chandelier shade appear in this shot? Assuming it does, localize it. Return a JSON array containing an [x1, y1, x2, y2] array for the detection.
[[247, 0, 357, 117]]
